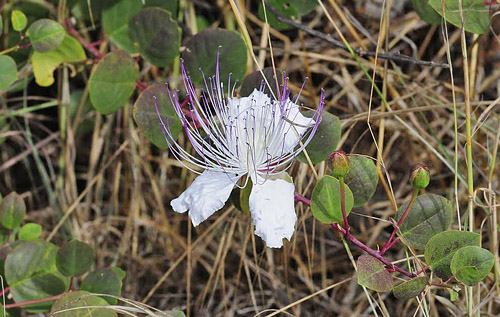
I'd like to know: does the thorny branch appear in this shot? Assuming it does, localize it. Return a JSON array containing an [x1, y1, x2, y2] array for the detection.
[[264, 1, 450, 68]]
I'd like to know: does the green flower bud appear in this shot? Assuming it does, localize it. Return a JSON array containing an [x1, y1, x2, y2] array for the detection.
[[410, 164, 430, 189], [328, 150, 350, 178]]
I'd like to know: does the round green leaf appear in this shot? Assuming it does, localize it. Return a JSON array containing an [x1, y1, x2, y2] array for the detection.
[[428, 0, 490, 34], [411, 0, 442, 25], [0, 55, 18, 90], [357, 254, 393, 292], [5, 240, 70, 312], [258, 0, 297, 29], [396, 194, 453, 249], [31, 35, 86, 87], [182, 28, 247, 88], [128, 7, 181, 67], [342, 155, 378, 207], [102, 0, 178, 53], [81, 268, 123, 305], [0, 192, 26, 229], [11, 10, 27, 31], [51, 291, 117, 317], [298, 111, 341, 165], [240, 67, 283, 98], [27, 19, 66, 53], [311, 176, 354, 224], [89, 50, 139, 114], [393, 276, 428, 300], [133, 84, 182, 148], [258, 0, 317, 29], [451, 246, 494, 286], [19, 223, 42, 241], [56, 239, 95, 277], [424, 230, 480, 279], [111, 267, 126, 280], [102, 0, 142, 53]]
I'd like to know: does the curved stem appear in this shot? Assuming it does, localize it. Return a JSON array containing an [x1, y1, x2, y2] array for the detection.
[[3, 292, 67, 309], [332, 223, 415, 278], [380, 188, 419, 255]]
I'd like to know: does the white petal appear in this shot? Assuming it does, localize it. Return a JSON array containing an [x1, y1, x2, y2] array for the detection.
[[249, 175, 296, 248], [171, 170, 239, 226]]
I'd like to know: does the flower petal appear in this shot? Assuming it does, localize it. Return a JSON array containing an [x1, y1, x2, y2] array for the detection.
[[171, 170, 239, 226], [249, 175, 296, 248]]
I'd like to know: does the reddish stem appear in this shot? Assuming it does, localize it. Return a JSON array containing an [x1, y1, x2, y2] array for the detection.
[[444, 275, 456, 284], [384, 237, 400, 251], [380, 188, 419, 255], [415, 265, 430, 275], [294, 191, 414, 277], [0, 286, 10, 297], [3, 292, 67, 309], [65, 19, 147, 91], [332, 223, 415, 278], [294, 192, 311, 205], [65, 19, 103, 59], [136, 80, 147, 91], [18, 42, 32, 50]]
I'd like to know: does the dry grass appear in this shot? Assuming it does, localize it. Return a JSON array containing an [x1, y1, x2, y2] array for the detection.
[[1, 0, 499, 316]]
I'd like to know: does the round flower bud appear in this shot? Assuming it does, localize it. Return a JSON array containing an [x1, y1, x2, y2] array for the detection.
[[328, 150, 350, 178], [410, 164, 430, 189]]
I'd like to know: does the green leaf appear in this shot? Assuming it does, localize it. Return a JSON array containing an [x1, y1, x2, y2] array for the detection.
[[5, 240, 70, 312], [133, 83, 182, 148], [56, 239, 95, 277], [411, 0, 442, 24], [311, 176, 354, 223], [11, 10, 27, 31], [71, 0, 106, 22], [428, 0, 490, 34], [81, 268, 123, 305], [27, 19, 66, 53], [258, 0, 297, 29], [449, 289, 459, 301], [102, 0, 142, 53], [144, 0, 178, 15], [425, 230, 480, 279], [111, 267, 126, 281], [343, 155, 378, 207], [128, 7, 181, 67], [31, 35, 86, 87], [51, 291, 117, 317], [240, 67, 283, 98], [298, 111, 341, 165], [18, 223, 42, 241], [102, 0, 179, 53], [357, 254, 393, 292], [182, 28, 247, 88], [0, 192, 26, 229], [451, 246, 494, 286], [89, 50, 139, 114], [0, 15, 3, 34], [393, 276, 428, 300], [258, 0, 317, 29], [0, 55, 18, 90], [396, 194, 453, 249]]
